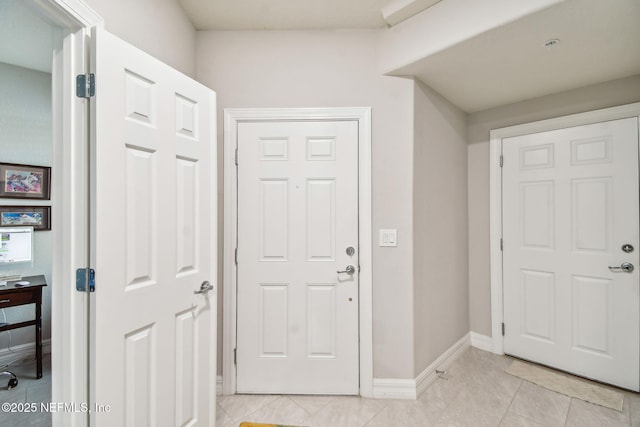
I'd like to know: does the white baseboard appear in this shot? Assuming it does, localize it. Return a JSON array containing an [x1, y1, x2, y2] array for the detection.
[[218, 331, 483, 399], [0, 339, 51, 368], [217, 375, 223, 395], [470, 332, 493, 352], [372, 377, 417, 399], [372, 333, 470, 400], [414, 333, 470, 398]]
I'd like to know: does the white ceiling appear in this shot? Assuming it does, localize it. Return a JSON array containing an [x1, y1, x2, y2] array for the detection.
[[180, 0, 640, 113], [2, 0, 637, 114], [391, 0, 640, 112]]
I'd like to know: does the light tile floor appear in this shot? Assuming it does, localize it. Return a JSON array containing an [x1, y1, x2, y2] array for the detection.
[[217, 348, 640, 427], [0, 353, 52, 427], [0, 349, 639, 427]]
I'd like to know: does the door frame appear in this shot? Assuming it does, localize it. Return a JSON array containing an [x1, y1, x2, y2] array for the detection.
[[27, 0, 102, 426], [489, 102, 640, 355], [223, 107, 373, 397]]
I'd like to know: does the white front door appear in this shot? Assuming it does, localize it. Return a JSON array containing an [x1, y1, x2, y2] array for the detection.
[[236, 120, 359, 394], [502, 117, 639, 390], [91, 28, 217, 424]]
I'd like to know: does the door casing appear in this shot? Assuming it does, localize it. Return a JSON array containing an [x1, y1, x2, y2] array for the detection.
[[28, 1, 102, 426], [489, 102, 640, 355], [223, 107, 373, 397]]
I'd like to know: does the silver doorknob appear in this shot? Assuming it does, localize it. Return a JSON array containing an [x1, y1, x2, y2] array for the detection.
[[608, 262, 634, 273], [337, 265, 356, 275], [194, 281, 213, 294]]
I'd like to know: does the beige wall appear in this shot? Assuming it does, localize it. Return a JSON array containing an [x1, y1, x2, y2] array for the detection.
[[413, 81, 469, 374], [0, 62, 53, 350], [196, 30, 418, 379], [68, 1, 640, 381], [83, 0, 197, 78], [467, 74, 640, 336]]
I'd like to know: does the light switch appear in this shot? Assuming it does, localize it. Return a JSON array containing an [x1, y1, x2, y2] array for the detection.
[[379, 229, 397, 247]]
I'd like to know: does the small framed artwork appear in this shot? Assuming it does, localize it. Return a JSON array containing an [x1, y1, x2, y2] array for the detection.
[[0, 162, 51, 200], [0, 206, 51, 231]]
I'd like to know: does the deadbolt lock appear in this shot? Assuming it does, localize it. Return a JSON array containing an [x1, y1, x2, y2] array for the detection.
[[622, 244, 634, 253]]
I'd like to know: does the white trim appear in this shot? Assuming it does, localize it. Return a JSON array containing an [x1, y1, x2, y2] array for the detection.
[[23, 1, 103, 426], [381, 0, 441, 26], [222, 110, 237, 395], [489, 135, 503, 355], [216, 375, 223, 395], [470, 332, 493, 352], [489, 102, 640, 355], [414, 333, 469, 398], [0, 339, 52, 367], [373, 333, 470, 399], [28, 0, 102, 29], [222, 107, 373, 397], [208, 91, 219, 427], [372, 378, 416, 400], [53, 23, 91, 427]]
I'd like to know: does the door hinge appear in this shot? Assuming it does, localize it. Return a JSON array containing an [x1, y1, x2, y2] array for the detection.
[[75, 268, 96, 292], [501, 322, 505, 336], [234, 348, 237, 365], [499, 155, 504, 167], [235, 148, 238, 166], [234, 248, 238, 265], [500, 238, 503, 251], [76, 73, 95, 98]]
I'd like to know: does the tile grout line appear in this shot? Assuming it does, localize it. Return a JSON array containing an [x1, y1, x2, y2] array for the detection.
[[498, 378, 524, 426], [291, 394, 344, 418], [563, 398, 573, 427], [215, 401, 232, 427], [287, 396, 314, 417], [624, 394, 632, 427], [241, 395, 285, 423], [360, 398, 394, 427]]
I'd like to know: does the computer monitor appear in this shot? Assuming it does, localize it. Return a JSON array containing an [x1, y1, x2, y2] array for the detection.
[[0, 226, 34, 264]]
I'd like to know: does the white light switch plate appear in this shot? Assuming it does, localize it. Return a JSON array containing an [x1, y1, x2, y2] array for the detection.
[[379, 229, 397, 247]]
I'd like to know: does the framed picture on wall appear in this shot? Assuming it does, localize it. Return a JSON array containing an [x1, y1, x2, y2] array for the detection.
[[0, 206, 51, 231], [0, 162, 51, 200]]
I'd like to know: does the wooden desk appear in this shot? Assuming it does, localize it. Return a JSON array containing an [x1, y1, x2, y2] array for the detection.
[[0, 275, 47, 379]]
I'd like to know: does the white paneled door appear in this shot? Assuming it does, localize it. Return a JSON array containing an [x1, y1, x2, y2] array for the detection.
[[91, 28, 216, 425], [236, 120, 359, 394], [502, 118, 639, 391]]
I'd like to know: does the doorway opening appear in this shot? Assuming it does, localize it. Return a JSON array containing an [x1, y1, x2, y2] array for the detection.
[[0, 1, 101, 425], [0, 2, 62, 425]]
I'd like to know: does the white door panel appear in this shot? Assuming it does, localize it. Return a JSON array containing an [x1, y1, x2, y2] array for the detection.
[[503, 117, 639, 391], [91, 28, 216, 424], [236, 120, 359, 394]]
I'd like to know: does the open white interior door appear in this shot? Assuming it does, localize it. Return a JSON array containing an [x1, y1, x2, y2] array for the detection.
[[89, 27, 216, 425]]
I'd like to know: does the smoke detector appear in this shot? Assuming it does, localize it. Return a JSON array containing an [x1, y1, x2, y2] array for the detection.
[[543, 38, 560, 48]]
